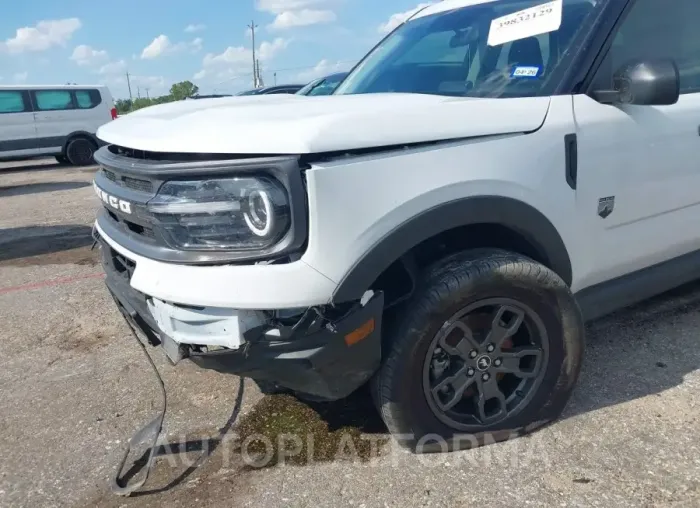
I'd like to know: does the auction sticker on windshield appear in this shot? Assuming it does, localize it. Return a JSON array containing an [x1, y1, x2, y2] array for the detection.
[[487, 0, 563, 47]]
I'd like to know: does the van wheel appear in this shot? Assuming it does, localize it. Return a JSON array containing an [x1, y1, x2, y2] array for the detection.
[[372, 249, 584, 453], [55, 154, 69, 165], [66, 138, 96, 166]]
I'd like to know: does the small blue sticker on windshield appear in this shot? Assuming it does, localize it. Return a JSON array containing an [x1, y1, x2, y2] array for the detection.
[[512, 66, 540, 78]]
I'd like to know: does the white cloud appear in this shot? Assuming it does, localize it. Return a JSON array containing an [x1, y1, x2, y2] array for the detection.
[[141, 35, 171, 59], [297, 59, 348, 81], [190, 37, 203, 52], [257, 38, 291, 60], [378, 3, 433, 34], [1, 18, 81, 53], [184, 23, 206, 33], [196, 38, 289, 84], [203, 46, 250, 68], [99, 59, 127, 75], [13, 72, 28, 83], [203, 38, 289, 68], [141, 35, 203, 59], [70, 44, 108, 66], [268, 9, 336, 30]]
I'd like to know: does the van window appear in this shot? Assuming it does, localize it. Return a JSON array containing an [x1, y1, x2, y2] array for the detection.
[[75, 89, 102, 109], [0, 91, 27, 114], [35, 90, 74, 111], [593, 0, 700, 94]]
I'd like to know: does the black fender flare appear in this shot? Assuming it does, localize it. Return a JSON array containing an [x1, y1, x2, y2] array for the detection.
[[331, 196, 573, 303]]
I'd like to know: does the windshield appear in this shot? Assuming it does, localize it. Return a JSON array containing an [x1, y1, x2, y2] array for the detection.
[[335, 0, 604, 98]]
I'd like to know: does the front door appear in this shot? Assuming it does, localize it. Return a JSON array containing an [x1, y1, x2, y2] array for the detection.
[[572, 0, 700, 290]]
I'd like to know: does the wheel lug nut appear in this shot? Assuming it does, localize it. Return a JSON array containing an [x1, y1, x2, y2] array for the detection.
[[494, 359, 502, 367], [482, 373, 490, 381], [486, 344, 495, 353], [469, 350, 477, 358], [467, 368, 475, 376]]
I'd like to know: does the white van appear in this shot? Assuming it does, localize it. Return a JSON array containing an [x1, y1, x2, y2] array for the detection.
[[0, 85, 116, 165]]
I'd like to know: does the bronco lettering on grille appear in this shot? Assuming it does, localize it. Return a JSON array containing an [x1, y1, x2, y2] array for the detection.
[[94, 181, 132, 214]]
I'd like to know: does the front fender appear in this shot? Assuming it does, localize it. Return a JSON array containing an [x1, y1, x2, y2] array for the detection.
[[332, 195, 572, 303]]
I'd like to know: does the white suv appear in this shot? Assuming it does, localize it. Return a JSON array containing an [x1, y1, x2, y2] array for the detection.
[[0, 84, 116, 165], [92, 0, 700, 460]]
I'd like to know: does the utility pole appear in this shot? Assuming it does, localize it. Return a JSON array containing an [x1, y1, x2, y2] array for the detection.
[[126, 71, 133, 103], [256, 59, 264, 87], [137, 86, 141, 99], [274, 72, 277, 85], [145, 88, 150, 99], [247, 20, 258, 88]]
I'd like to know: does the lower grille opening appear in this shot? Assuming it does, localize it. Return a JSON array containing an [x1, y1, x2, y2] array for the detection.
[[112, 248, 136, 278]]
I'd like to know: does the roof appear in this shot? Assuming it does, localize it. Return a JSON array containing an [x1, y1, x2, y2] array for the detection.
[[411, 0, 501, 20], [0, 84, 109, 90]]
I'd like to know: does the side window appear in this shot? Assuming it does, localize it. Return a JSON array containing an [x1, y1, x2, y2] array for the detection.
[[0, 91, 27, 114], [592, 0, 700, 94], [75, 89, 101, 109], [34, 90, 74, 111]]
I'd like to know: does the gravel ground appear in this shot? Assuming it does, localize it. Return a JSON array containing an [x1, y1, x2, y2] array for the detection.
[[0, 158, 698, 508]]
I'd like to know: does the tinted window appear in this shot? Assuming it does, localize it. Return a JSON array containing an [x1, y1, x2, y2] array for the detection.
[[75, 89, 101, 109], [35, 90, 74, 111], [0, 91, 27, 114], [306, 76, 346, 96], [593, 0, 700, 93]]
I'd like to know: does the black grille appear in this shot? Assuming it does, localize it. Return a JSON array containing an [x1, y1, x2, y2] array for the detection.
[[106, 210, 155, 239], [101, 242, 136, 282], [101, 169, 153, 192], [123, 176, 153, 193]]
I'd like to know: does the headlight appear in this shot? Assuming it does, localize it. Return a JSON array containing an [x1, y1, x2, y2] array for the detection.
[[147, 176, 291, 251]]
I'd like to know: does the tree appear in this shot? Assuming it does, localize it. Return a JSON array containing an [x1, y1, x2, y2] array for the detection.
[[169, 81, 199, 101]]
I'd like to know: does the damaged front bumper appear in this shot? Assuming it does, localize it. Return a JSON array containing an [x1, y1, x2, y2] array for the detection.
[[98, 235, 384, 402]]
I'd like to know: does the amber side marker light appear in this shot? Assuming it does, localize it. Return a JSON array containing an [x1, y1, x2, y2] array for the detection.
[[345, 318, 375, 346]]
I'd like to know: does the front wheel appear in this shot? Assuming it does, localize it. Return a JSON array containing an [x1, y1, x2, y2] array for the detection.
[[372, 249, 584, 453]]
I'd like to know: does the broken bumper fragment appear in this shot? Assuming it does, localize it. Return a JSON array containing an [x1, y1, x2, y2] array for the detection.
[[99, 236, 384, 401]]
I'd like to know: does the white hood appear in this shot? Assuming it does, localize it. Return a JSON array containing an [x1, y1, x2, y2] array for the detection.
[[97, 93, 551, 155]]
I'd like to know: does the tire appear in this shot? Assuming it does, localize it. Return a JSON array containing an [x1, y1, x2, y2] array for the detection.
[[372, 249, 584, 453], [66, 137, 97, 166], [55, 154, 69, 164]]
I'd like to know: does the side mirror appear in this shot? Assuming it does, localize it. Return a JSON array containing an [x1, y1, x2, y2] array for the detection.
[[592, 58, 680, 106]]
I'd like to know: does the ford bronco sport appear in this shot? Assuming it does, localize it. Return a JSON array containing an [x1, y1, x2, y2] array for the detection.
[[92, 0, 700, 483]]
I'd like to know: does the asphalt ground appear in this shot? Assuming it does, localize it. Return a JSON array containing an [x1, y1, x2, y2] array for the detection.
[[0, 157, 698, 508]]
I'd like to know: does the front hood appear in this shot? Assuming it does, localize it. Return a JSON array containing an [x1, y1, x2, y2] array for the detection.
[[97, 93, 551, 154]]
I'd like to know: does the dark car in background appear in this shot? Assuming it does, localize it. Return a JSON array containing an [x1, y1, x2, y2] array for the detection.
[[236, 84, 305, 96], [296, 72, 349, 96]]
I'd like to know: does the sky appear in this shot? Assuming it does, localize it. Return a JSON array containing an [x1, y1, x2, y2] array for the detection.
[[0, 0, 435, 99]]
